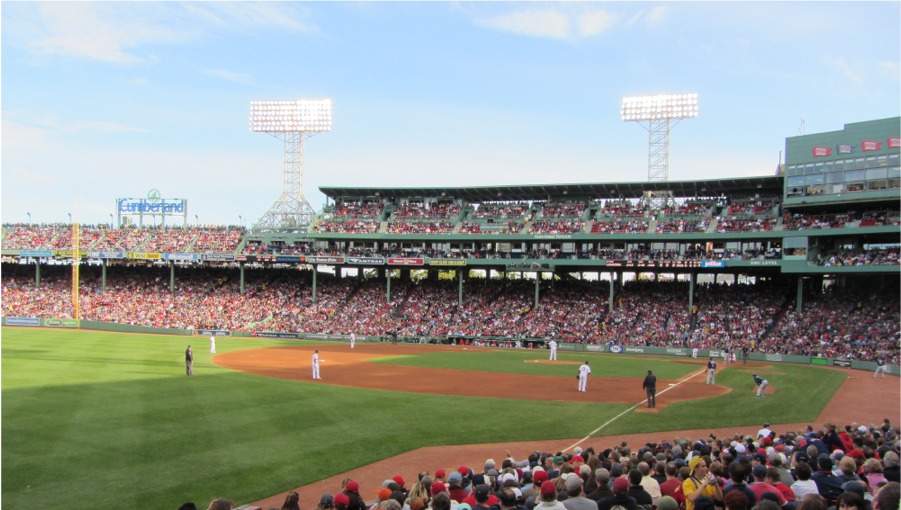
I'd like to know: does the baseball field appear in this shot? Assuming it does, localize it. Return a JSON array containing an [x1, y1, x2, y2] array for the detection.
[[2, 327, 894, 510]]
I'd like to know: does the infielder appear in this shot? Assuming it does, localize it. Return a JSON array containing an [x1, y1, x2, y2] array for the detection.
[[753, 373, 768, 397], [350, 333, 356, 350], [548, 340, 558, 361], [692, 347, 699, 359], [312, 350, 321, 380], [577, 361, 591, 392], [706, 357, 717, 384], [209, 335, 216, 354], [874, 358, 888, 378]]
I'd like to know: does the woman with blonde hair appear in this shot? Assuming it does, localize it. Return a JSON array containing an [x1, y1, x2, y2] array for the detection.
[[862, 458, 888, 495]]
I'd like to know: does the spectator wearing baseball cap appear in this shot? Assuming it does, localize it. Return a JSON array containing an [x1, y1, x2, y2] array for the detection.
[[343, 481, 367, 510], [748, 465, 787, 507], [461, 484, 499, 509], [811, 454, 844, 504], [596, 477, 638, 510], [448, 472, 468, 504], [561, 475, 594, 510], [534, 481, 565, 510]]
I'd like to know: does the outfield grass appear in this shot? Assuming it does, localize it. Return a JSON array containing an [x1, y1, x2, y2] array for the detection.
[[1, 328, 845, 509]]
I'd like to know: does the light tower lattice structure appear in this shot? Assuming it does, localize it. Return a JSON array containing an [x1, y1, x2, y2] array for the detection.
[[250, 99, 332, 231], [621, 93, 698, 210]]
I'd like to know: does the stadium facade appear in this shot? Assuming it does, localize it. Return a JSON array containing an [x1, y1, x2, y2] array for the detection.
[[2, 117, 899, 369]]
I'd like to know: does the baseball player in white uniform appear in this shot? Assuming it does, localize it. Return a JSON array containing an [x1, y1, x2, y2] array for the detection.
[[312, 350, 321, 380], [209, 335, 216, 354], [578, 361, 591, 392], [549, 340, 558, 361], [350, 333, 356, 350]]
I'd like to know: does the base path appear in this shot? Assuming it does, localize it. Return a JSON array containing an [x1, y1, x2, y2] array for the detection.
[[213, 343, 898, 510]]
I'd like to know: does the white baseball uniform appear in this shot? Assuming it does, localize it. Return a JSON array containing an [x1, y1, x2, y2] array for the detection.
[[350, 333, 355, 349], [578, 362, 591, 392], [549, 340, 558, 361], [209, 336, 216, 354], [312, 351, 321, 380]]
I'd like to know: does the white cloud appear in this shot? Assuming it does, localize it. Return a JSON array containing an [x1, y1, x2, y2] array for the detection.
[[3, 166, 62, 189], [185, 2, 319, 33], [824, 57, 864, 85], [472, 5, 625, 41], [202, 69, 255, 85], [1, 119, 48, 151], [577, 10, 616, 37], [643, 6, 670, 26], [7, 2, 318, 64], [878, 61, 900, 80], [476, 9, 571, 40], [27, 3, 188, 64]]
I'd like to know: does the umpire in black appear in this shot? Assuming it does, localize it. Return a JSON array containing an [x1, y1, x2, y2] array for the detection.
[[642, 370, 657, 408]]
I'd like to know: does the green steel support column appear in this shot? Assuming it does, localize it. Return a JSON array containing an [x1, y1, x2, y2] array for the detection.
[[239, 263, 245, 295], [608, 272, 614, 313], [312, 267, 318, 305], [387, 270, 392, 302], [688, 273, 696, 314], [102, 259, 107, 293], [458, 270, 463, 307], [796, 276, 804, 313], [170, 261, 175, 292], [35, 260, 41, 289], [534, 273, 540, 309]]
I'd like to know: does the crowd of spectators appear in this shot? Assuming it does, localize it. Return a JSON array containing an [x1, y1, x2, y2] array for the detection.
[[529, 221, 586, 234], [655, 218, 710, 234], [765, 284, 899, 360], [332, 200, 384, 219], [317, 220, 381, 234], [386, 222, 456, 235], [716, 219, 776, 234], [392, 202, 462, 220], [190, 419, 900, 510], [816, 248, 900, 266], [459, 221, 524, 235], [2, 264, 897, 361], [539, 201, 588, 219], [1, 224, 245, 253], [597, 200, 648, 218], [590, 219, 650, 234], [473, 202, 531, 219]]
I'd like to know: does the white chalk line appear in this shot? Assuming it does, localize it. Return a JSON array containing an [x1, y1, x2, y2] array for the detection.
[[562, 367, 709, 453]]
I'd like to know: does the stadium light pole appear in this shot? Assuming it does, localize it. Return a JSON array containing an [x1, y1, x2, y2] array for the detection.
[[27, 212, 31, 224], [249, 99, 332, 232], [621, 93, 698, 209]]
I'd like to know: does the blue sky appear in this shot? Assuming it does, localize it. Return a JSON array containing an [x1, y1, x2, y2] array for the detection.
[[3, 1, 899, 227]]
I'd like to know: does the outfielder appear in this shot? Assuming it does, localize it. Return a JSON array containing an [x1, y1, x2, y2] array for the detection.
[[312, 350, 321, 380], [874, 358, 888, 378], [753, 373, 768, 397], [548, 340, 558, 361], [706, 357, 717, 384], [209, 335, 216, 354], [577, 361, 591, 392]]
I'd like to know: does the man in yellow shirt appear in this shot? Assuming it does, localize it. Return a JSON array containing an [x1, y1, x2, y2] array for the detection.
[[682, 456, 722, 510]]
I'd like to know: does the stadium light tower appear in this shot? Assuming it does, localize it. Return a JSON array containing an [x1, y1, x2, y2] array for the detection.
[[621, 93, 698, 209], [250, 99, 332, 231]]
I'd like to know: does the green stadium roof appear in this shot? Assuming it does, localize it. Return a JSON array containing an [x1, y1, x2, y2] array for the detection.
[[320, 175, 784, 203]]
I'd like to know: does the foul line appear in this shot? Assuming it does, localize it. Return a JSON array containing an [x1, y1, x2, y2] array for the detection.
[[563, 367, 709, 453]]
